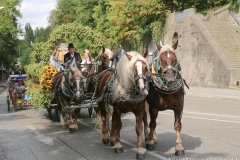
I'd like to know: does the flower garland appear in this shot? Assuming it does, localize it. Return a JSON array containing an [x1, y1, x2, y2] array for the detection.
[[39, 65, 58, 92]]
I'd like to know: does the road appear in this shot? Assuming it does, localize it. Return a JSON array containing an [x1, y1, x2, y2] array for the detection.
[[0, 85, 240, 160]]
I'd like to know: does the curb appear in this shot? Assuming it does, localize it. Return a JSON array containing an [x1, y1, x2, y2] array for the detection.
[[187, 93, 240, 101]]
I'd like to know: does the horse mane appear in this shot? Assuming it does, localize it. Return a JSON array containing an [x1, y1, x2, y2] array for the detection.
[[70, 66, 83, 78], [99, 48, 113, 59], [159, 44, 175, 55], [114, 51, 148, 95]]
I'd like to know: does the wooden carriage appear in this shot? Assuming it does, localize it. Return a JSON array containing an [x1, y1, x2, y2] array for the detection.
[[6, 74, 31, 111]]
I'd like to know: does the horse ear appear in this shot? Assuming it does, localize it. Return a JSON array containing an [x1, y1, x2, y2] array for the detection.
[[102, 47, 105, 53], [156, 42, 162, 51], [172, 39, 178, 50], [142, 49, 148, 58], [126, 53, 132, 60]]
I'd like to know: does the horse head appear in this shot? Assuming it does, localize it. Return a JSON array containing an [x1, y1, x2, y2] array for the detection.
[[156, 39, 179, 82], [69, 66, 84, 103], [96, 47, 113, 72], [124, 52, 149, 95]]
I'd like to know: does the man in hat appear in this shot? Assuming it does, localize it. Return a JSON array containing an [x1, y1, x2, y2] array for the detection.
[[64, 43, 82, 70], [15, 64, 26, 75]]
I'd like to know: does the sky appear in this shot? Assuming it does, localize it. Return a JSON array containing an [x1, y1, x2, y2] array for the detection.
[[18, 0, 57, 30]]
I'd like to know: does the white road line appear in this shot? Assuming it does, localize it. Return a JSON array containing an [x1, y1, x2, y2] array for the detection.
[[26, 126, 54, 146], [164, 110, 239, 118], [160, 113, 240, 124], [78, 120, 168, 160]]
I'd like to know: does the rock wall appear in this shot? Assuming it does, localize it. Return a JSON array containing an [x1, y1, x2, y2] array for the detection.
[[164, 8, 234, 87]]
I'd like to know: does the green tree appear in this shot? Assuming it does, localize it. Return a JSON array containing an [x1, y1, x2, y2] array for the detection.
[[34, 26, 52, 43], [18, 39, 33, 66], [75, 0, 98, 28], [25, 23, 35, 44], [0, 0, 21, 70], [48, 0, 78, 27]]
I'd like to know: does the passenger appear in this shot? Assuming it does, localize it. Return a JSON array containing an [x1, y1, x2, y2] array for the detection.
[[50, 44, 62, 71], [81, 49, 92, 73], [64, 43, 82, 70], [11, 80, 25, 106]]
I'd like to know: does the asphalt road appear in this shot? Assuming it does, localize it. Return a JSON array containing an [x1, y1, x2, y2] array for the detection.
[[0, 85, 240, 160]]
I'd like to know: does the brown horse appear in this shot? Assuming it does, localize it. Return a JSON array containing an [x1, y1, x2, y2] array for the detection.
[[96, 50, 149, 159], [52, 66, 84, 131], [144, 37, 187, 156]]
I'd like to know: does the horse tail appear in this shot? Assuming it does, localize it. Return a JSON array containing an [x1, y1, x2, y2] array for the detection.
[[183, 78, 189, 89]]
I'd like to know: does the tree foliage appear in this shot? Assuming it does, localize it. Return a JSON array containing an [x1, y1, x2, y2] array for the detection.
[[30, 22, 107, 66], [0, 0, 21, 70], [25, 23, 34, 44]]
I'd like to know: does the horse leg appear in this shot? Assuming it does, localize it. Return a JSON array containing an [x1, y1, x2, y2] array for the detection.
[[68, 110, 75, 132], [99, 101, 109, 144], [143, 101, 150, 141], [146, 106, 158, 150], [110, 107, 117, 146], [73, 108, 80, 130], [174, 109, 185, 156], [58, 108, 65, 128], [135, 103, 146, 159], [113, 108, 123, 153]]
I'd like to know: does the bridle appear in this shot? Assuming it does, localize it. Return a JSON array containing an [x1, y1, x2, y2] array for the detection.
[[133, 60, 149, 93], [155, 49, 181, 82]]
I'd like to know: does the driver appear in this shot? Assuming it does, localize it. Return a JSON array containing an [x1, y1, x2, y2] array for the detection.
[[64, 43, 82, 70]]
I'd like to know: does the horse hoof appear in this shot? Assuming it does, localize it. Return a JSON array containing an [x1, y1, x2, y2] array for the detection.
[[110, 141, 115, 146], [102, 138, 109, 144], [114, 147, 123, 153], [136, 153, 145, 160], [69, 127, 75, 133], [146, 144, 154, 150], [175, 150, 185, 156]]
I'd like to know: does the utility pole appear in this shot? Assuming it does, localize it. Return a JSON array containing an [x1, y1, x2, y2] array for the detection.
[[17, 49, 21, 65]]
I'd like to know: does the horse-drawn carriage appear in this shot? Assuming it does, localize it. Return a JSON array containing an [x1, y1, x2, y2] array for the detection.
[[7, 74, 31, 111], [47, 34, 188, 159]]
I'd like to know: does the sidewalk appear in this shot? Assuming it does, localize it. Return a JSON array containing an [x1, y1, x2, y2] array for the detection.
[[185, 86, 240, 100], [0, 82, 7, 93]]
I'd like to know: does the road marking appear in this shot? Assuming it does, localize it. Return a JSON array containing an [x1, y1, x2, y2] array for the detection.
[[26, 126, 54, 146], [78, 120, 168, 160], [160, 113, 240, 124], [164, 110, 239, 118]]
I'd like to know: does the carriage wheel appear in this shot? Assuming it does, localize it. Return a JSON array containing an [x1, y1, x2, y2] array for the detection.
[[88, 107, 93, 118], [7, 99, 10, 112], [47, 107, 52, 119]]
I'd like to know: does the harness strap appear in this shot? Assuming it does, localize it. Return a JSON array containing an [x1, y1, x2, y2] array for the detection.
[[154, 58, 164, 84]]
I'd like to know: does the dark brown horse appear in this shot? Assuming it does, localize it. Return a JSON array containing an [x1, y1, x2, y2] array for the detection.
[[144, 38, 188, 156], [96, 50, 149, 159], [52, 66, 84, 131]]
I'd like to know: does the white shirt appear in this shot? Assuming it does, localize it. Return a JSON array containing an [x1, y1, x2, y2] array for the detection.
[[50, 55, 62, 71]]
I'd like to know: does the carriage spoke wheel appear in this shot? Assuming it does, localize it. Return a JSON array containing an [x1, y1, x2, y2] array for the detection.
[[7, 98, 10, 112]]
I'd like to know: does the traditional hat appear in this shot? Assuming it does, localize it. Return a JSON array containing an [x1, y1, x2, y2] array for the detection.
[[68, 43, 74, 48]]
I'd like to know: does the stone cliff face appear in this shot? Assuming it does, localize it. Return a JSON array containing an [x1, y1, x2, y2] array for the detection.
[[164, 6, 240, 87]]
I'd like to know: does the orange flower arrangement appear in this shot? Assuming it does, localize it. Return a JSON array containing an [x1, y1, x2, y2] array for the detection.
[[39, 65, 58, 92]]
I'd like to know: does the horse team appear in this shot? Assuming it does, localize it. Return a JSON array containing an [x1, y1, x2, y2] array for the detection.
[[51, 33, 186, 159]]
